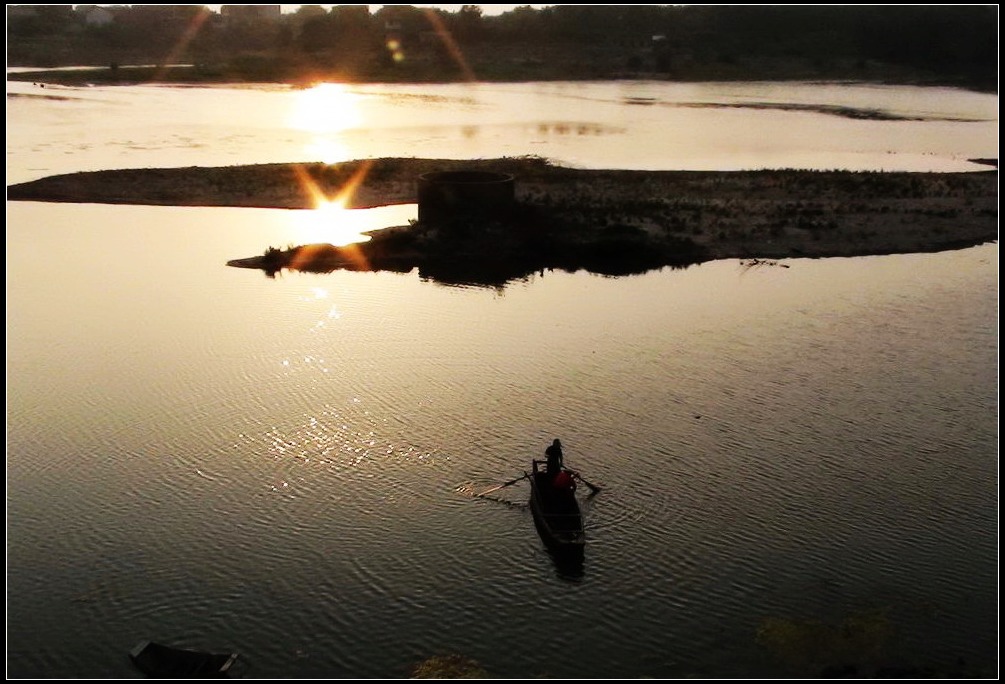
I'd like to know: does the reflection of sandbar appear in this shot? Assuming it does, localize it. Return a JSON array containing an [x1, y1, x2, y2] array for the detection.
[[6, 156, 998, 287]]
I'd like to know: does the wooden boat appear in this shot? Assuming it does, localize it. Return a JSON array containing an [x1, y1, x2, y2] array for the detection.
[[129, 640, 238, 678], [528, 459, 585, 557]]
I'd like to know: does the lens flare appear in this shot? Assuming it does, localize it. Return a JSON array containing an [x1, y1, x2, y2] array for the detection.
[[420, 9, 477, 82], [386, 39, 405, 63], [152, 8, 211, 82]]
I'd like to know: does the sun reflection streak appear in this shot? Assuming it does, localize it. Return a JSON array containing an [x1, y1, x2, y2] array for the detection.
[[289, 199, 373, 246], [305, 137, 351, 166], [288, 83, 363, 133], [287, 159, 378, 246]]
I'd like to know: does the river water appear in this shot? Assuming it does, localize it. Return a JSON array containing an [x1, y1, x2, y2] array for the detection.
[[5, 78, 999, 678]]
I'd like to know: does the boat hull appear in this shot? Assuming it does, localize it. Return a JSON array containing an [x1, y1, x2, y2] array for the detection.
[[529, 461, 585, 558]]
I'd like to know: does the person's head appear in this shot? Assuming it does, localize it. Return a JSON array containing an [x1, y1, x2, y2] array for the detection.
[[552, 438, 562, 448]]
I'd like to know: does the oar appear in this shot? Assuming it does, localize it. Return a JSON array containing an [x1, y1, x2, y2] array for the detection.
[[476, 473, 528, 498], [568, 470, 602, 495]]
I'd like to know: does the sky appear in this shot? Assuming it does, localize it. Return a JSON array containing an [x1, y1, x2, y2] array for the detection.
[[194, 5, 555, 15], [298, 5, 552, 15], [386, 4, 553, 15]]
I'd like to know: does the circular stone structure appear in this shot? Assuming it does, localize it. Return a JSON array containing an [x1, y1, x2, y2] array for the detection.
[[417, 170, 516, 224]]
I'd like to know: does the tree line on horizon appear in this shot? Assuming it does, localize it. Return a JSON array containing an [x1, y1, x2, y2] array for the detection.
[[6, 4, 997, 89]]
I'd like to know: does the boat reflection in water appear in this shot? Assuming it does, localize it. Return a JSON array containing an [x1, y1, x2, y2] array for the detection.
[[547, 546, 586, 581]]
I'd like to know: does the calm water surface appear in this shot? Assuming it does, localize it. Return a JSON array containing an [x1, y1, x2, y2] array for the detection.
[[6, 78, 998, 183], [6, 79, 999, 678]]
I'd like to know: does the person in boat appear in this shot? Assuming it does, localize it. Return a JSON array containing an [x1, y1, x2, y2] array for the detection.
[[545, 438, 564, 476], [552, 468, 576, 493]]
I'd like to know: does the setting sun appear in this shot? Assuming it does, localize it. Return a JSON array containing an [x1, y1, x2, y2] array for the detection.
[[288, 82, 363, 134], [291, 197, 373, 247], [304, 138, 351, 166]]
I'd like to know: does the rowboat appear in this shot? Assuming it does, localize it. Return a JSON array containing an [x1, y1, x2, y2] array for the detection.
[[528, 459, 585, 557], [128, 640, 238, 678]]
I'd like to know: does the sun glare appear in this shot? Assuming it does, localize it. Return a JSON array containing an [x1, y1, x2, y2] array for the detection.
[[289, 83, 363, 134], [291, 198, 374, 247], [304, 138, 351, 166]]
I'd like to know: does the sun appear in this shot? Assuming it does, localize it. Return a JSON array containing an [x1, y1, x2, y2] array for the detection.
[[288, 83, 363, 134], [304, 138, 351, 166], [290, 197, 373, 247]]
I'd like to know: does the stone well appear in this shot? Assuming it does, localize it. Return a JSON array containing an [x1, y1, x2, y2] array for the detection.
[[417, 170, 516, 224]]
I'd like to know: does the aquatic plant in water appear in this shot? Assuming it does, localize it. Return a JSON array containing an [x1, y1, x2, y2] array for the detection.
[[756, 608, 894, 676], [410, 653, 488, 678]]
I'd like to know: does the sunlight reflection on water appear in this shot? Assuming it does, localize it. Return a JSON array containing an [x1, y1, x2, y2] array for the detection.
[[5, 79, 997, 184]]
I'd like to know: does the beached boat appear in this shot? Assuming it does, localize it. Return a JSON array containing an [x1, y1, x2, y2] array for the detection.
[[528, 459, 585, 557], [129, 640, 238, 678]]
